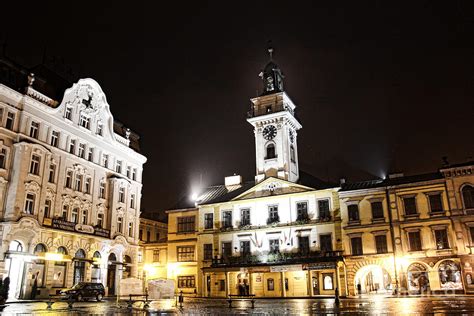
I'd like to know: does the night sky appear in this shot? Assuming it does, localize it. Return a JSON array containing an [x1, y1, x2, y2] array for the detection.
[[2, 2, 473, 215]]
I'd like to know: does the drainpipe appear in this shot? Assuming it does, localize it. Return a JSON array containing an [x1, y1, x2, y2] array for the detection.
[[385, 186, 399, 295]]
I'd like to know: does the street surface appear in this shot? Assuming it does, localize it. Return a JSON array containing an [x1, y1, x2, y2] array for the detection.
[[1, 296, 474, 315]]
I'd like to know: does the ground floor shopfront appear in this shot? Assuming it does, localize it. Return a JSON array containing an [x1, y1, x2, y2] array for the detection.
[[0, 217, 139, 299], [202, 261, 346, 298], [345, 254, 469, 296]]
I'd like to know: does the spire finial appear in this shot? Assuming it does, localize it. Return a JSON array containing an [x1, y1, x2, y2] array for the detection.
[[267, 40, 273, 60]]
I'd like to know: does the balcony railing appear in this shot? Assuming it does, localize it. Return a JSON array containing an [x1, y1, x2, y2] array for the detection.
[[211, 250, 343, 267]]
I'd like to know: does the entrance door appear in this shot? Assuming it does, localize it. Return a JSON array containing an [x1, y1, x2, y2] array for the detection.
[[5, 240, 25, 299], [107, 253, 117, 295], [312, 272, 319, 295], [206, 275, 211, 297], [73, 249, 86, 285]]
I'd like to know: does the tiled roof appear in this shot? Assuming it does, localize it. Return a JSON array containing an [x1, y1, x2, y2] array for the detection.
[[340, 172, 443, 191]]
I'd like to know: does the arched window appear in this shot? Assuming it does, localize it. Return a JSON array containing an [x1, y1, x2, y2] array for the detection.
[[53, 247, 68, 287], [462, 185, 474, 209], [9, 240, 23, 252], [266, 144, 276, 159], [33, 244, 47, 287], [74, 249, 87, 284], [92, 251, 102, 283], [407, 263, 430, 293], [123, 255, 132, 279], [438, 260, 462, 290]]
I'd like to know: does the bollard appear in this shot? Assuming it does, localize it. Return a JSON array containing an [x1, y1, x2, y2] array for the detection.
[[178, 291, 184, 308]]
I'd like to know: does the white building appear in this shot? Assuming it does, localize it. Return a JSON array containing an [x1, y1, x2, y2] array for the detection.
[[0, 57, 146, 299]]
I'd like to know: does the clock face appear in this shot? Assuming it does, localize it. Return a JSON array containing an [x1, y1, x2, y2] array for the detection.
[[263, 125, 277, 140], [289, 129, 295, 144]]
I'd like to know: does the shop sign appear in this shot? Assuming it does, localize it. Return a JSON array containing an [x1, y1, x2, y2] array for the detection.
[[305, 262, 336, 270], [270, 264, 302, 272], [248, 267, 270, 273], [49, 218, 110, 238]]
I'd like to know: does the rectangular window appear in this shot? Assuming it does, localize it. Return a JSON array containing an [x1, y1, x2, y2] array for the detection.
[[102, 154, 108, 168], [204, 213, 213, 229], [296, 202, 309, 221], [81, 209, 87, 225], [146, 230, 150, 241], [69, 139, 76, 154], [65, 170, 73, 188], [240, 208, 251, 226], [153, 250, 160, 262], [403, 197, 417, 215], [44, 199, 51, 218], [116, 160, 122, 173], [51, 131, 59, 147], [318, 199, 330, 220], [351, 237, 363, 255], [48, 164, 56, 183], [29, 121, 39, 139], [268, 205, 279, 224], [267, 278, 275, 291], [96, 123, 103, 136], [375, 235, 388, 254], [117, 217, 123, 233], [62, 205, 69, 220], [0, 148, 6, 169], [408, 231, 422, 251], [298, 236, 310, 254], [371, 201, 384, 219], [88, 148, 94, 162], [97, 213, 104, 228], [118, 187, 125, 203], [139, 229, 143, 240], [128, 222, 133, 237], [222, 211, 232, 228], [177, 216, 195, 233], [429, 194, 444, 213], [5, 112, 15, 130], [78, 143, 85, 159], [320, 234, 333, 252], [99, 182, 106, 198], [222, 242, 232, 259], [71, 208, 79, 223], [240, 240, 251, 257], [132, 168, 137, 181], [177, 276, 195, 288], [269, 239, 280, 253], [177, 246, 195, 262], [24, 193, 35, 214], [75, 174, 82, 191], [219, 280, 225, 291], [203, 243, 213, 260], [29, 154, 40, 175], [434, 229, 449, 249], [348, 204, 360, 222], [130, 194, 135, 208], [126, 166, 131, 178], [65, 107, 72, 120], [470, 227, 474, 245], [0, 108, 4, 125], [85, 177, 91, 194], [155, 232, 160, 241], [79, 115, 90, 129]]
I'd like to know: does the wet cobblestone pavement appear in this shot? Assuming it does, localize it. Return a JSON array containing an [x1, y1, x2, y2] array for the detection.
[[2, 296, 474, 315]]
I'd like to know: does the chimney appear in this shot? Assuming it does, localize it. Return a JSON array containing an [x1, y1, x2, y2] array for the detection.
[[388, 172, 404, 179], [225, 174, 242, 187]]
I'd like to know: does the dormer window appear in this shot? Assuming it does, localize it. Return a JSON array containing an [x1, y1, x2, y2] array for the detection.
[[97, 122, 103, 136], [65, 107, 72, 120], [79, 114, 90, 129]]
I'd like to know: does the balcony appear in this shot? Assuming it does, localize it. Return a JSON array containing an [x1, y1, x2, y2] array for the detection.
[[210, 250, 343, 267]]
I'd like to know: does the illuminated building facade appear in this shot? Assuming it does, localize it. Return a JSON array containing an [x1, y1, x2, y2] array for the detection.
[[190, 50, 345, 298], [0, 57, 146, 299], [340, 166, 474, 296], [138, 216, 168, 285]]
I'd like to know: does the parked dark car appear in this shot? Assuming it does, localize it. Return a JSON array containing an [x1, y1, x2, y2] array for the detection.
[[60, 282, 105, 301]]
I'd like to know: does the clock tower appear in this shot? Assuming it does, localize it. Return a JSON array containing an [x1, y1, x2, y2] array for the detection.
[[247, 47, 302, 183]]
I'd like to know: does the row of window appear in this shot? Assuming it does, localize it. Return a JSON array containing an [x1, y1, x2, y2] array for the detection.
[[28, 154, 136, 208], [201, 235, 334, 261], [264, 143, 296, 163], [139, 230, 161, 242], [25, 116, 139, 181], [347, 193, 445, 223], [201, 200, 331, 230]]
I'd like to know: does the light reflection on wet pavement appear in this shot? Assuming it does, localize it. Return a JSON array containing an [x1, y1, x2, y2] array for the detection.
[[2, 296, 474, 315]]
